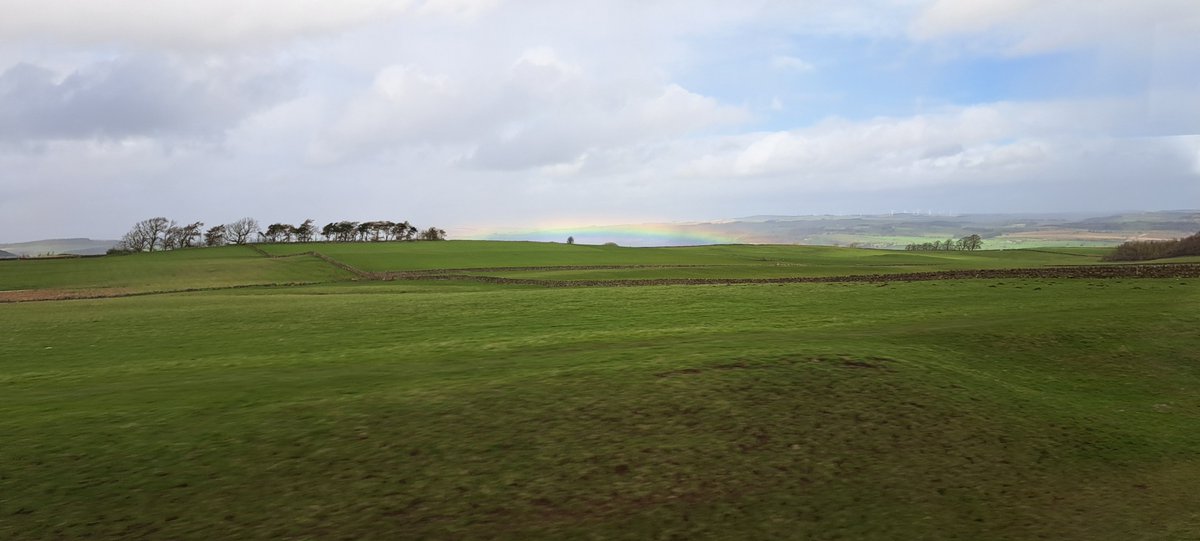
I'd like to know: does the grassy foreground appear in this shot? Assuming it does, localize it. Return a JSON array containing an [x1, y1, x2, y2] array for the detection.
[[2, 242, 1199, 540]]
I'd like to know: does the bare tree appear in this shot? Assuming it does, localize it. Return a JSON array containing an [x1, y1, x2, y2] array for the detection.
[[116, 229, 149, 252], [146, 217, 171, 251], [264, 223, 293, 243], [418, 227, 447, 241], [293, 219, 316, 242], [392, 221, 417, 241], [142, 217, 171, 251], [162, 221, 203, 250], [114, 217, 171, 252], [322, 221, 358, 242], [355, 222, 372, 242], [204, 225, 227, 246], [181, 222, 203, 248], [226, 217, 259, 245], [162, 221, 185, 250]]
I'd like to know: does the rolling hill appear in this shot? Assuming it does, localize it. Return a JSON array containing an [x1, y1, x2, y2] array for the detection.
[[481, 210, 1200, 248], [0, 237, 117, 257]]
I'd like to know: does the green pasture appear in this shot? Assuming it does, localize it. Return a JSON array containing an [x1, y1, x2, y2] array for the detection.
[[0, 241, 1141, 296], [258, 240, 762, 270], [257, 240, 1108, 276], [0, 246, 351, 293], [2, 241, 1199, 539], [773, 232, 1120, 250]]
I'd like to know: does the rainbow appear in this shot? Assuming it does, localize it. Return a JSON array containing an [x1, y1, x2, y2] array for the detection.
[[476, 222, 747, 247]]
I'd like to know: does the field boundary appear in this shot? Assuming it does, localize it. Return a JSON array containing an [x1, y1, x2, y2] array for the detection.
[[1017, 248, 1104, 258], [393, 263, 1200, 287], [380, 264, 713, 277], [246, 245, 385, 279], [248, 245, 720, 278], [8, 251, 1197, 303], [244, 246, 1200, 286], [0, 281, 330, 303]]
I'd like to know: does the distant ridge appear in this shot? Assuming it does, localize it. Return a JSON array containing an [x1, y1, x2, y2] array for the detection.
[[0, 238, 117, 257], [483, 210, 1200, 249], [0, 249, 17, 259]]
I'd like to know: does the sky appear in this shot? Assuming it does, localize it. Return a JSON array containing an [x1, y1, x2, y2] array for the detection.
[[1, 0, 1198, 242]]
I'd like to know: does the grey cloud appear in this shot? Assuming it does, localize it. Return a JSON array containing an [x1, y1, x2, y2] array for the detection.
[[921, 143, 964, 160], [0, 1, 417, 50], [910, 0, 1200, 57], [0, 55, 297, 142]]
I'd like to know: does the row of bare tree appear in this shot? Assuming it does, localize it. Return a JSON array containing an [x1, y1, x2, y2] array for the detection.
[[1104, 231, 1200, 261], [904, 234, 984, 252], [114, 217, 446, 253]]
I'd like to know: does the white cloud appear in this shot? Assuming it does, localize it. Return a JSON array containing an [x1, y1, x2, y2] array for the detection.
[[3, 97, 1197, 240], [416, 0, 500, 18], [0, 0, 499, 49], [673, 98, 1200, 192], [311, 48, 748, 168], [770, 55, 815, 72], [910, 0, 1200, 56]]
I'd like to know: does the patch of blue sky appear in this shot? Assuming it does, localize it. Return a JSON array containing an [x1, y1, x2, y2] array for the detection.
[[672, 33, 1147, 132]]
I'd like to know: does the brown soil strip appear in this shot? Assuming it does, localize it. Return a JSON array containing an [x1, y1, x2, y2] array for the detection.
[[0, 288, 134, 302], [382, 264, 710, 278], [395, 263, 1200, 287], [0, 282, 324, 304]]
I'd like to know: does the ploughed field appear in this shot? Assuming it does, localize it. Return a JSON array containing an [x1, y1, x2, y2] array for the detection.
[[2, 242, 1199, 540]]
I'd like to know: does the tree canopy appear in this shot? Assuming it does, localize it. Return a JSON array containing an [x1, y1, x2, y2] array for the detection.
[[112, 216, 445, 253]]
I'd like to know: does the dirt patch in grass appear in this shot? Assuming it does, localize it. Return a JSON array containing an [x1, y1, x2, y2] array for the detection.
[[0, 288, 133, 302], [656, 355, 894, 377], [0, 282, 325, 303]]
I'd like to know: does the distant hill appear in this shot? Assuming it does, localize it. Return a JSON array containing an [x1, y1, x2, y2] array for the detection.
[[0, 249, 17, 259], [0, 238, 117, 257], [483, 210, 1200, 249]]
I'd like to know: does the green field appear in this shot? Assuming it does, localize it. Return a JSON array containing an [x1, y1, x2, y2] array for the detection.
[[3, 242, 1199, 539], [257, 240, 1111, 275], [0, 246, 352, 294]]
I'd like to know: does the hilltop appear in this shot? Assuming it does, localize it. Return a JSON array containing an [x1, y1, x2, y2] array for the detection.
[[0, 237, 116, 257]]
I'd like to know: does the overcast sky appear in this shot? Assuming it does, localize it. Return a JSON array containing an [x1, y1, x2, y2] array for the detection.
[[1, 0, 1198, 242]]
